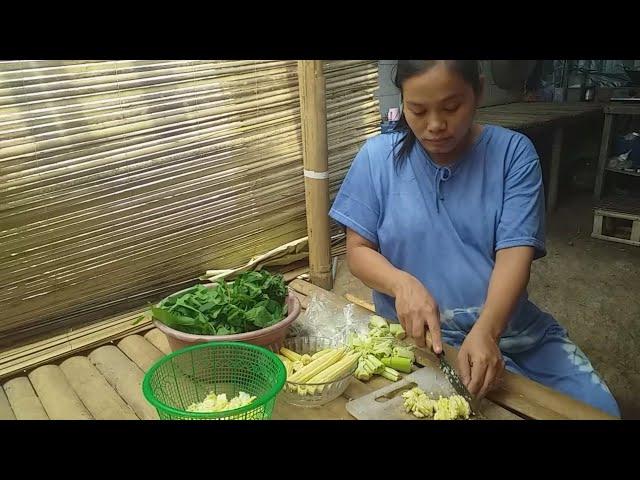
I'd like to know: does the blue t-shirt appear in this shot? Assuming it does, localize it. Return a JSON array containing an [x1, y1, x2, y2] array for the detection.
[[329, 125, 556, 353]]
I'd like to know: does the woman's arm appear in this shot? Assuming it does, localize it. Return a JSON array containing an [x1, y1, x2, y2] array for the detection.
[[457, 246, 534, 398], [346, 228, 443, 352], [458, 135, 546, 398], [475, 246, 534, 340]]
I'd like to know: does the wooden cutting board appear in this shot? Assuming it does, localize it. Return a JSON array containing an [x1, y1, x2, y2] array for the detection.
[[346, 366, 522, 420]]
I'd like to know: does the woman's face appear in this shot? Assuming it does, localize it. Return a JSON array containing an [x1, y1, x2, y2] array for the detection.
[[402, 62, 481, 159]]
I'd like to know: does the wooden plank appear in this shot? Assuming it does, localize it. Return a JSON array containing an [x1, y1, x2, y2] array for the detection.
[[603, 103, 640, 115], [606, 166, 640, 178], [476, 102, 602, 131], [345, 293, 374, 312], [283, 266, 310, 283], [594, 113, 614, 200], [0, 385, 15, 420], [290, 279, 616, 420], [0, 308, 153, 380], [487, 365, 615, 420], [0, 309, 151, 359], [477, 117, 546, 130], [88, 345, 159, 420], [594, 208, 640, 222], [117, 335, 165, 372], [60, 356, 138, 420], [478, 112, 549, 121], [594, 208, 640, 223], [631, 219, 640, 243], [291, 290, 310, 310], [592, 212, 604, 236], [591, 233, 640, 247], [28, 365, 93, 420], [548, 126, 564, 211], [3, 377, 48, 420], [485, 386, 567, 420], [493, 105, 576, 113], [482, 102, 602, 114], [143, 328, 172, 355], [597, 194, 640, 216]]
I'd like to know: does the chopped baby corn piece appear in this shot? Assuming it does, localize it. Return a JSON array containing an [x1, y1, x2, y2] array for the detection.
[[402, 387, 471, 420], [307, 352, 360, 384], [381, 356, 412, 373], [287, 348, 345, 383], [282, 344, 360, 397], [291, 360, 304, 373], [187, 391, 256, 413], [311, 348, 334, 360], [279, 347, 302, 363], [277, 354, 293, 376], [389, 323, 406, 339]]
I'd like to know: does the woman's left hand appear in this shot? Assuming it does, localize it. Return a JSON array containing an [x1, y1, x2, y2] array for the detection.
[[456, 324, 505, 399]]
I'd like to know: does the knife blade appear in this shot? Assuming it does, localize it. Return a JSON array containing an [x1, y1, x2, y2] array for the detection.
[[425, 331, 484, 418], [435, 351, 485, 419]]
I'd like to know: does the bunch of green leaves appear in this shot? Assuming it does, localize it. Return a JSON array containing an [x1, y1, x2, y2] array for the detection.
[[151, 270, 288, 335]]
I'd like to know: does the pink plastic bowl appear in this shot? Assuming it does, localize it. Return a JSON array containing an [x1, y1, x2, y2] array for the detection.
[[152, 286, 301, 353]]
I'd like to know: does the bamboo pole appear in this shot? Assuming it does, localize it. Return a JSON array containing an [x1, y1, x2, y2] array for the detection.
[[297, 61, 333, 290]]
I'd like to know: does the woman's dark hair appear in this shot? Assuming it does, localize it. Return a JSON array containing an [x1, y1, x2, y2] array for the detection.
[[391, 60, 482, 169]]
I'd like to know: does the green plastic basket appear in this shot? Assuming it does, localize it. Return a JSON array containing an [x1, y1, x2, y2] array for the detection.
[[142, 342, 286, 420]]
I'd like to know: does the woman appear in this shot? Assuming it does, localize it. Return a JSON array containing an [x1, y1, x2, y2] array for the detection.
[[329, 60, 620, 417]]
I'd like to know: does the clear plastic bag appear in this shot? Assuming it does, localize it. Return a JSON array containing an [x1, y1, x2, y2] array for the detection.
[[286, 292, 371, 344]]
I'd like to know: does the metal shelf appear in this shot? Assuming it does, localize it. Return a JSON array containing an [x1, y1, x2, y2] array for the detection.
[[594, 106, 640, 201]]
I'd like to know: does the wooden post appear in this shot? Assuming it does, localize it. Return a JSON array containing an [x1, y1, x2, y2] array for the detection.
[[594, 113, 614, 201], [297, 60, 333, 290], [548, 125, 564, 212]]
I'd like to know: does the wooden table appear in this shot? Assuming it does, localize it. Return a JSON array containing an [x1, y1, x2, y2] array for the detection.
[[476, 102, 603, 212], [0, 278, 616, 420], [279, 279, 616, 420]]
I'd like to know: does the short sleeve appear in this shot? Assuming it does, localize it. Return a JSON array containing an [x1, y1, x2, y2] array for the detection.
[[329, 142, 380, 245], [495, 138, 546, 259]]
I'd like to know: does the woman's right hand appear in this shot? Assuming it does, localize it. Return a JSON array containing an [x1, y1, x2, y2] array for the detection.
[[392, 272, 443, 353]]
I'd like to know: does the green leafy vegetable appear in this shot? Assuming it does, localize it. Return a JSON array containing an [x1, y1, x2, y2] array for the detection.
[[152, 270, 288, 336]]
